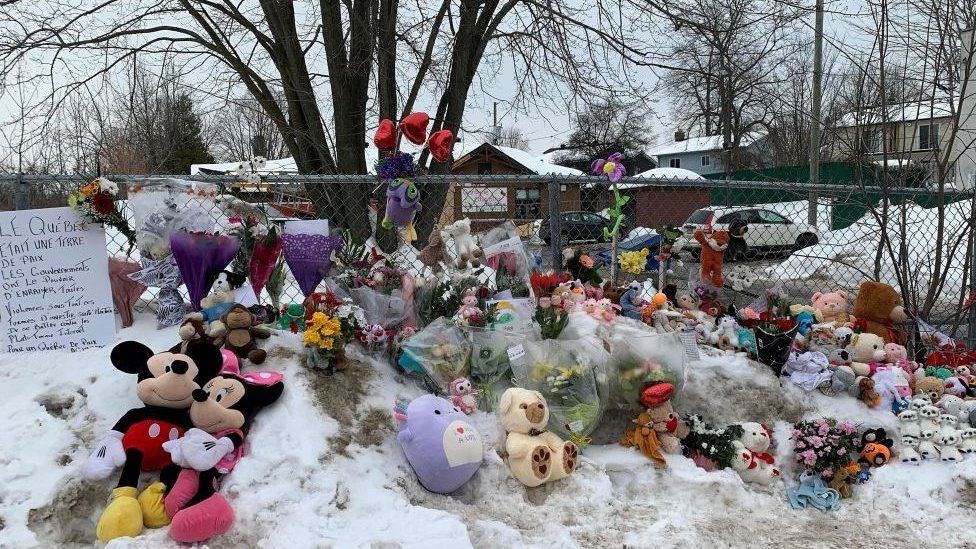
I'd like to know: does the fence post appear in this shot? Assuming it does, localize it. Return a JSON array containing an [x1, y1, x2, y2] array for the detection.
[[547, 177, 562, 269], [807, 190, 818, 227], [14, 173, 29, 210]]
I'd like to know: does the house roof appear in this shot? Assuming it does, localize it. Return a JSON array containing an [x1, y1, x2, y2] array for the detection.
[[838, 100, 954, 128], [647, 132, 763, 157], [455, 143, 585, 176]]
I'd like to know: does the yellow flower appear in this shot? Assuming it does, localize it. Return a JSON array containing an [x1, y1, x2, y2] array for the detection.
[[618, 248, 649, 274], [80, 182, 99, 197]]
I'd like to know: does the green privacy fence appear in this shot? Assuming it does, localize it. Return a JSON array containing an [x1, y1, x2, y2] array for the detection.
[[703, 162, 966, 230]]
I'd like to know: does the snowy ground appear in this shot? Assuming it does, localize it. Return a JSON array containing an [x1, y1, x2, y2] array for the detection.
[[3, 315, 976, 548]]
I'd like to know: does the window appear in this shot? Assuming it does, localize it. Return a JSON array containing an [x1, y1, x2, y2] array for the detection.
[[861, 128, 882, 153], [918, 124, 939, 150], [686, 209, 714, 224], [477, 162, 492, 174], [757, 210, 789, 224], [701, 155, 711, 167], [669, 158, 681, 168], [716, 212, 741, 224], [515, 188, 541, 219]]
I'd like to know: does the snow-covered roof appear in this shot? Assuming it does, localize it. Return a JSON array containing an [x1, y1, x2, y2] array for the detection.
[[609, 167, 706, 189], [838, 100, 954, 128], [456, 143, 585, 176], [191, 157, 298, 175], [647, 132, 763, 157]]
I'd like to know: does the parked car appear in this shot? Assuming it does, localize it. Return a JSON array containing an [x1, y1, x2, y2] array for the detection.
[[538, 211, 624, 244], [675, 206, 818, 261]]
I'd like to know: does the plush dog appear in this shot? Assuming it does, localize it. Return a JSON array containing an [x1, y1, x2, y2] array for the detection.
[[162, 370, 284, 543], [498, 388, 578, 487], [194, 270, 247, 326], [81, 341, 223, 542]]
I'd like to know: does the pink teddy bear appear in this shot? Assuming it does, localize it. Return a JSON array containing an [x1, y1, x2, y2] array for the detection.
[[884, 343, 918, 380]]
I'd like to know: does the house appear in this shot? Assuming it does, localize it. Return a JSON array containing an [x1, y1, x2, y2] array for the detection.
[[645, 131, 766, 175], [548, 149, 657, 175], [955, 28, 976, 188], [612, 168, 711, 228], [832, 101, 954, 171], [449, 142, 585, 231]]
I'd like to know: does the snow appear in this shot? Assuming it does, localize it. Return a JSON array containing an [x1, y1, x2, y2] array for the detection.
[[646, 132, 764, 157], [838, 100, 954, 128], [4, 314, 976, 548], [483, 145, 585, 177]]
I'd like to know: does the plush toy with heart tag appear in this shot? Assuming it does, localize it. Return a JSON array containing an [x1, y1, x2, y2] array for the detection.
[[394, 394, 483, 493]]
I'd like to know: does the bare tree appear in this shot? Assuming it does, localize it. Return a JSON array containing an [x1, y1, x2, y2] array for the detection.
[[494, 126, 529, 150], [211, 97, 289, 162], [553, 96, 654, 163]]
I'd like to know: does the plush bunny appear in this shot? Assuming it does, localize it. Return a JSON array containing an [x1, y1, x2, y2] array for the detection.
[[498, 388, 578, 487]]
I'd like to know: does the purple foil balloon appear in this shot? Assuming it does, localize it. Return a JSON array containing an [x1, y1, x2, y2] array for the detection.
[[170, 231, 241, 311], [282, 233, 343, 297]]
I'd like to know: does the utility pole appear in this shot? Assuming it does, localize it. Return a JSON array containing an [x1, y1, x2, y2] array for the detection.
[[808, 0, 824, 228], [492, 102, 500, 144]]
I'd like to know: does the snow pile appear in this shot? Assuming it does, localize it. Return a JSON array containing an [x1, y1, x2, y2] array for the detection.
[[772, 199, 972, 294], [3, 320, 976, 547]]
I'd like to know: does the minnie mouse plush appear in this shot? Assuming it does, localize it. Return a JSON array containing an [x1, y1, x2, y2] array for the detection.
[[162, 368, 284, 543], [82, 340, 223, 542]]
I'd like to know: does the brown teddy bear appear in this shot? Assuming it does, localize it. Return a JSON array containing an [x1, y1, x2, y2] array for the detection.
[[852, 281, 908, 344], [914, 375, 945, 403], [214, 304, 271, 365], [620, 411, 666, 467], [857, 376, 882, 408], [417, 224, 447, 273]]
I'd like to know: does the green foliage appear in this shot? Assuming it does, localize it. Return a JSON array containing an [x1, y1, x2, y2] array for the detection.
[[681, 415, 744, 470], [158, 94, 214, 174], [266, 257, 287, 308], [534, 306, 569, 340]]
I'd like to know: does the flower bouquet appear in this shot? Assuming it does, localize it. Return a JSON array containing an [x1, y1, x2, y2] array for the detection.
[[792, 418, 859, 480], [68, 177, 136, 253], [608, 322, 686, 409], [303, 311, 347, 374], [479, 221, 533, 297], [563, 248, 602, 286], [169, 231, 242, 311], [397, 317, 472, 393], [413, 274, 483, 326], [534, 296, 571, 340], [511, 339, 604, 444], [529, 269, 570, 297], [283, 226, 343, 298], [681, 415, 745, 471], [740, 288, 799, 374], [464, 326, 529, 410]]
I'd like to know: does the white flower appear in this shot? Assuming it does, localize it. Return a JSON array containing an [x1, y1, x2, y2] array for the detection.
[[96, 177, 119, 195], [252, 223, 269, 238], [245, 173, 261, 186]]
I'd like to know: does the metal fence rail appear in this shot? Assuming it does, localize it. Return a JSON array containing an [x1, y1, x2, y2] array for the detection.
[[1, 172, 973, 345]]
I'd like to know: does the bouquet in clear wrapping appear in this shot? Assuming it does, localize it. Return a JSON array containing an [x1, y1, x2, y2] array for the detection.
[[397, 317, 472, 393], [608, 319, 686, 410], [510, 339, 603, 445]]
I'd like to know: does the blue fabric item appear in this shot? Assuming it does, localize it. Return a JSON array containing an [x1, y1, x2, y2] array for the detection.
[[786, 474, 840, 512]]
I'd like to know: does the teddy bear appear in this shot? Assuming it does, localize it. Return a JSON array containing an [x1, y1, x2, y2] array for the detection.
[[915, 375, 945, 403], [918, 404, 942, 442], [856, 376, 882, 408], [162, 369, 284, 543], [959, 427, 976, 454], [620, 410, 667, 466], [811, 290, 850, 326], [81, 341, 223, 542], [498, 387, 578, 487], [214, 304, 271, 365], [417, 224, 447, 273], [850, 332, 886, 376], [705, 315, 740, 350], [449, 377, 479, 415], [937, 430, 962, 463], [394, 394, 484, 494], [730, 422, 780, 485], [638, 383, 689, 454], [852, 280, 908, 344], [441, 218, 483, 270]]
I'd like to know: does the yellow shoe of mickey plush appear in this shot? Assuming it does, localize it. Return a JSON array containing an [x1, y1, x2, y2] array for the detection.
[[96, 487, 143, 542], [138, 482, 171, 528]]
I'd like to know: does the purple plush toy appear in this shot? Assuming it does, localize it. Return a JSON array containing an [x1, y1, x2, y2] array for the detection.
[[382, 180, 422, 242], [394, 394, 483, 494]]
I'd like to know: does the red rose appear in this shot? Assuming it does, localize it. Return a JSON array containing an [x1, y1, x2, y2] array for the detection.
[[477, 286, 490, 299], [92, 193, 115, 215]]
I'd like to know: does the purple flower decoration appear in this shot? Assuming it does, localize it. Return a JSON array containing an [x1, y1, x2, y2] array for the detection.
[[378, 152, 417, 180], [590, 152, 626, 183], [282, 233, 343, 297], [170, 231, 242, 311]]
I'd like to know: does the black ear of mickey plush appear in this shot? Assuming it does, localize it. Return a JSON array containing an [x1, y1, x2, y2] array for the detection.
[[184, 342, 223, 384], [111, 341, 155, 376]]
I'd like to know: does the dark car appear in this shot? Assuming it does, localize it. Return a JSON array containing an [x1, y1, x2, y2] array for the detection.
[[538, 211, 624, 244]]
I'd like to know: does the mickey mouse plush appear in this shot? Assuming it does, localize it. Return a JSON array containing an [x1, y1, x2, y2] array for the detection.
[[162, 370, 283, 542], [82, 340, 223, 542]]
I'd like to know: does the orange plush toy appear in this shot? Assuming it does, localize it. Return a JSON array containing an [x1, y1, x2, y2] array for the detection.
[[694, 228, 730, 287]]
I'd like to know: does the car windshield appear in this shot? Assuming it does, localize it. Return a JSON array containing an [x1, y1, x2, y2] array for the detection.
[[686, 209, 713, 224]]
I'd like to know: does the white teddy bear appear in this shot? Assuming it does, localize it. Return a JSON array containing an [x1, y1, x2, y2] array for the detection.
[[498, 387, 578, 488], [937, 431, 962, 463], [897, 409, 921, 439], [441, 218, 483, 270], [899, 434, 921, 464], [730, 422, 780, 485], [940, 415, 960, 438], [918, 405, 942, 440], [959, 428, 976, 454]]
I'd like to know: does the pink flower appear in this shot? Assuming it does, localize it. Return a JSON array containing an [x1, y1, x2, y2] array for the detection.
[[539, 297, 551, 308], [817, 423, 830, 436], [796, 441, 806, 450], [829, 436, 840, 445], [838, 422, 855, 434], [804, 453, 817, 466], [810, 436, 823, 448], [228, 216, 243, 224], [551, 296, 562, 307], [837, 447, 847, 456], [821, 470, 833, 479], [792, 429, 802, 437]]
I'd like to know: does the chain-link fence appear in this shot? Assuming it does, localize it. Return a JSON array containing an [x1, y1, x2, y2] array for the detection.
[[2, 172, 974, 346]]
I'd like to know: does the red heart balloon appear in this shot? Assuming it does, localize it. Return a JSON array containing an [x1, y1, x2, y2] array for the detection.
[[427, 129, 454, 163], [374, 119, 396, 151], [399, 112, 430, 145]]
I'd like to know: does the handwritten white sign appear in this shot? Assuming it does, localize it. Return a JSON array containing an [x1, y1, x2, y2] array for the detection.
[[0, 207, 115, 353]]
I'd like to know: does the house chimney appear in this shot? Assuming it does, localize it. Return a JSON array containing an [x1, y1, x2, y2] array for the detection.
[[674, 130, 686, 142]]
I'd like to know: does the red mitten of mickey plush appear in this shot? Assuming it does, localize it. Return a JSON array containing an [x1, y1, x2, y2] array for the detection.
[[81, 430, 126, 480]]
